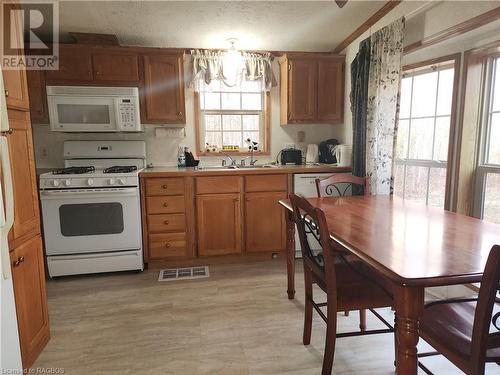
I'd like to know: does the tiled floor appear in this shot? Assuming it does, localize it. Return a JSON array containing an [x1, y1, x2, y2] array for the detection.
[[34, 259, 500, 374]]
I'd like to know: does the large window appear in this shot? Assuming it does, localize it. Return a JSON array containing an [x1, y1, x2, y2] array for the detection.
[[197, 80, 267, 154], [394, 60, 457, 208], [474, 56, 500, 224]]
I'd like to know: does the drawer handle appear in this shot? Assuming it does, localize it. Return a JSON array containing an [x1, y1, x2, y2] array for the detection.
[[163, 202, 169, 207], [13, 256, 25, 267], [165, 242, 171, 248], [4, 89, 9, 98], [96, 71, 101, 75], [164, 220, 169, 225], [162, 184, 168, 189], [178, 112, 182, 116]]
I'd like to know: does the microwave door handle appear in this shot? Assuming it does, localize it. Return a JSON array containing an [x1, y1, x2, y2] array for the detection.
[[113, 98, 122, 131], [0, 136, 14, 280]]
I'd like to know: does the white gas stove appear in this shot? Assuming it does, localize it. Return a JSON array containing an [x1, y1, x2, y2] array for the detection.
[[39, 141, 146, 277]]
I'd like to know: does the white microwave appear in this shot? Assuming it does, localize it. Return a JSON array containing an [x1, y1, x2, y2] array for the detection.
[[47, 86, 142, 132]]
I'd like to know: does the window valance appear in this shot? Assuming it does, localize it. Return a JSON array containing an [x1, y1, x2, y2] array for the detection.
[[190, 49, 276, 92]]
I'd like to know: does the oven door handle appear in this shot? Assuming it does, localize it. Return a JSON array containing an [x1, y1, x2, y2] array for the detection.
[[40, 188, 138, 199]]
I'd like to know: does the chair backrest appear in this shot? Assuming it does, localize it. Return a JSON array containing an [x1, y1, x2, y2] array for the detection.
[[290, 194, 337, 294], [315, 173, 369, 197], [471, 244, 500, 368]]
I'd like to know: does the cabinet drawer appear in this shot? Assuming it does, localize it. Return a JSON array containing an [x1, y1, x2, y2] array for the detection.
[[148, 214, 185, 233], [146, 196, 185, 214], [146, 178, 185, 196], [245, 174, 287, 192], [196, 176, 241, 194], [149, 233, 187, 259]]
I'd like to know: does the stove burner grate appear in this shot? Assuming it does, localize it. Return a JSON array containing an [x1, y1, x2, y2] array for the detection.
[[103, 165, 138, 174], [52, 166, 95, 175]]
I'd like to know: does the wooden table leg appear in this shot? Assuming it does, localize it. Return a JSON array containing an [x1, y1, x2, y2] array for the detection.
[[394, 285, 424, 374], [286, 210, 295, 299]]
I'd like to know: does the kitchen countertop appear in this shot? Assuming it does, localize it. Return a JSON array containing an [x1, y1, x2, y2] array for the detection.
[[139, 164, 351, 177]]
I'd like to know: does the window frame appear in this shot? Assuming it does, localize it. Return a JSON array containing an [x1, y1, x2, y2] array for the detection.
[[194, 85, 271, 157], [472, 51, 500, 221], [395, 54, 461, 210]]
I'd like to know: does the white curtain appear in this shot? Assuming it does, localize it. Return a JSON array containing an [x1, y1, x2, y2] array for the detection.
[[366, 18, 405, 195], [190, 49, 276, 91]]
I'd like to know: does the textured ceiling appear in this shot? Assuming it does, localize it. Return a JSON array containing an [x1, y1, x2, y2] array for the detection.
[[56, 1, 388, 52]]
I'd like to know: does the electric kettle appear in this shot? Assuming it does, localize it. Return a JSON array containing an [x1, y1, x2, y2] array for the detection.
[[332, 144, 352, 167]]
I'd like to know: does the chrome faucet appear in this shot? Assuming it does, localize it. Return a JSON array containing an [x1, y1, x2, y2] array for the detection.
[[221, 153, 236, 167]]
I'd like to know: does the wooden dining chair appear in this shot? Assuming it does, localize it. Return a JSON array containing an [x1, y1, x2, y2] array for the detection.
[[417, 244, 500, 375], [290, 194, 394, 375], [315, 173, 369, 329], [315, 173, 369, 198]]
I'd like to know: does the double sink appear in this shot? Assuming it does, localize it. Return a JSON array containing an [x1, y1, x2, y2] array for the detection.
[[197, 164, 278, 171]]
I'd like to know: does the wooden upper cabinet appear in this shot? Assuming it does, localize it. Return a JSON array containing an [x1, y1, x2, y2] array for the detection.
[[26, 70, 48, 123], [10, 235, 50, 368], [279, 54, 344, 125], [196, 193, 242, 256], [2, 4, 29, 111], [44, 45, 93, 82], [142, 53, 185, 124], [288, 59, 317, 122], [7, 111, 41, 248], [317, 58, 344, 123], [92, 50, 139, 82], [245, 191, 287, 253]]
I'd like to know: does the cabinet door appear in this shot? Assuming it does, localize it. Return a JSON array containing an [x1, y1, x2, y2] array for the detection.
[[196, 193, 242, 256], [2, 4, 29, 111], [245, 192, 287, 253], [26, 70, 48, 123], [44, 46, 93, 82], [7, 111, 41, 247], [10, 235, 50, 369], [142, 54, 185, 123], [92, 51, 139, 82], [288, 59, 317, 122], [317, 59, 344, 123]]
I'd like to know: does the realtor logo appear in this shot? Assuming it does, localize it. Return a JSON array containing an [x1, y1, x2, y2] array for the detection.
[[1, 0, 59, 70]]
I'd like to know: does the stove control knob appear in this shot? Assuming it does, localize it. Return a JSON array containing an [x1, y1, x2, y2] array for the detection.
[[108, 178, 116, 185], [63, 179, 71, 187], [51, 180, 60, 187], [117, 178, 126, 185], [87, 178, 94, 186]]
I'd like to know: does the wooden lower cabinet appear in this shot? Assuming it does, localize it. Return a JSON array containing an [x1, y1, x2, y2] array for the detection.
[[10, 235, 50, 369], [196, 193, 242, 256], [245, 192, 287, 253]]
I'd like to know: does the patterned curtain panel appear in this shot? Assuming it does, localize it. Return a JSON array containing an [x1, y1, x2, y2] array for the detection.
[[190, 49, 276, 92], [366, 18, 405, 195], [350, 37, 371, 178]]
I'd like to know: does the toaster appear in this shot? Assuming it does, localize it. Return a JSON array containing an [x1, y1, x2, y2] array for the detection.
[[280, 148, 302, 165]]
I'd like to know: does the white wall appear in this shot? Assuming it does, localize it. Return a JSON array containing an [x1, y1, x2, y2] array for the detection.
[[32, 59, 344, 168]]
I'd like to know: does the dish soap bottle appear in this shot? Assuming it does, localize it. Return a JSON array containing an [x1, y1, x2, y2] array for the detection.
[[177, 146, 186, 168]]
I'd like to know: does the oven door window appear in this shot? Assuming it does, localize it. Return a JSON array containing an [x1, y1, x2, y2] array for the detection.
[[59, 203, 124, 236]]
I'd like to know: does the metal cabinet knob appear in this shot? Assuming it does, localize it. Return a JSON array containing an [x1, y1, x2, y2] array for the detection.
[[165, 243, 171, 248], [178, 112, 182, 116], [4, 89, 9, 98], [164, 220, 169, 225], [162, 184, 168, 189], [96, 71, 100, 75], [13, 256, 25, 267], [163, 202, 169, 207]]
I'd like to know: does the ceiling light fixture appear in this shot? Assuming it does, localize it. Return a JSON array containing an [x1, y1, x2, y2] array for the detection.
[[223, 38, 243, 86]]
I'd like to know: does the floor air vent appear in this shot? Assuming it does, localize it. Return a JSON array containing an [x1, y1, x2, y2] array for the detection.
[[158, 266, 209, 282]]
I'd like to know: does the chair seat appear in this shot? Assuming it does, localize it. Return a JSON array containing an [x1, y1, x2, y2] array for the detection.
[[313, 262, 393, 311], [420, 300, 500, 360]]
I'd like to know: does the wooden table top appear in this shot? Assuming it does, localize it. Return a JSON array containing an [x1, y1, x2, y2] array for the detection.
[[280, 195, 500, 287]]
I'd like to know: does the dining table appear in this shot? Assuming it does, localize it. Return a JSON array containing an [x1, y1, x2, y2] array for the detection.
[[279, 195, 500, 375]]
